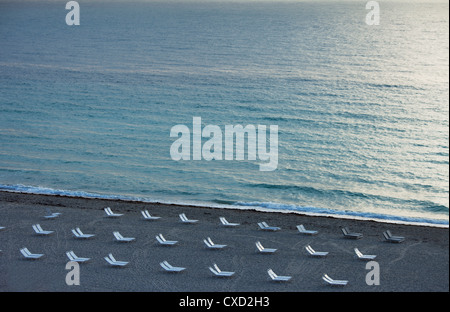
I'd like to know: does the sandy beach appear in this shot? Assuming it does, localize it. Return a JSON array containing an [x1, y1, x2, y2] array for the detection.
[[0, 191, 448, 292]]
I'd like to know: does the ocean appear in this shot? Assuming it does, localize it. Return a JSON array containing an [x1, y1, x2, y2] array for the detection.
[[0, 0, 448, 226]]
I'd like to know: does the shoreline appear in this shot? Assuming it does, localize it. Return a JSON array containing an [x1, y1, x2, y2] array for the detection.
[[0, 187, 447, 229], [0, 191, 448, 292]]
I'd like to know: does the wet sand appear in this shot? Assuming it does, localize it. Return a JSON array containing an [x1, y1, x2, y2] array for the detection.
[[0, 191, 448, 292]]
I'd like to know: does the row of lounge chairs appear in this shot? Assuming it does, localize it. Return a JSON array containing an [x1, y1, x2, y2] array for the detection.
[[17, 246, 346, 285], [31, 224, 134, 243], [18, 242, 376, 262], [305, 246, 376, 261], [258, 242, 375, 261], [23, 207, 407, 243], [108, 208, 406, 242], [115, 208, 224, 226], [29, 221, 404, 244]]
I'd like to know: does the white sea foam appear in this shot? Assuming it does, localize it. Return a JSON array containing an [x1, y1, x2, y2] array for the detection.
[[1, 184, 447, 228]]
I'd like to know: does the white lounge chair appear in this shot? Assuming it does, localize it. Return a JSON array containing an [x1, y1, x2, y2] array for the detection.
[[141, 210, 161, 220], [0, 226, 5, 231], [305, 245, 328, 257], [43, 208, 61, 219], [256, 241, 277, 253], [20, 247, 44, 259], [297, 224, 318, 235], [156, 233, 178, 246], [71, 227, 95, 239], [258, 221, 280, 231], [160, 260, 185, 272], [104, 207, 123, 218], [383, 230, 405, 243], [66, 251, 90, 263], [209, 264, 235, 277], [113, 231, 135, 242], [32, 224, 54, 235], [219, 217, 239, 227], [203, 237, 227, 249], [104, 253, 128, 267], [341, 227, 363, 239], [322, 274, 348, 286], [179, 213, 198, 224], [267, 269, 291, 282], [354, 248, 376, 260]]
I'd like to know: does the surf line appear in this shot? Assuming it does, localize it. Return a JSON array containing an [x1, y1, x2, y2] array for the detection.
[[170, 117, 278, 171]]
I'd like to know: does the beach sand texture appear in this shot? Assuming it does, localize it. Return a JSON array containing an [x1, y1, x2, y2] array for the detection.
[[0, 191, 448, 292]]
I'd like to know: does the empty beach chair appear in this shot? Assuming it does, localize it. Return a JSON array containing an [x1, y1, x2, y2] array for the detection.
[[43, 208, 61, 219], [354, 248, 376, 260], [256, 241, 277, 253], [258, 221, 280, 231], [267, 269, 292, 282], [141, 210, 161, 220], [305, 245, 328, 257], [71, 227, 95, 239], [383, 230, 405, 243], [160, 260, 185, 272], [203, 237, 227, 249], [209, 264, 235, 277], [341, 227, 363, 239], [66, 251, 90, 263], [0, 226, 5, 231], [32, 224, 54, 235], [219, 217, 239, 227], [297, 224, 318, 235], [156, 233, 178, 246], [113, 231, 135, 242], [104, 207, 123, 218], [179, 213, 198, 224], [20, 247, 44, 260], [104, 253, 128, 267], [322, 274, 348, 286]]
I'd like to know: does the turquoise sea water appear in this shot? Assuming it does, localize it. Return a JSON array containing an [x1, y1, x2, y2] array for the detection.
[[0, 1, 448, 226]]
